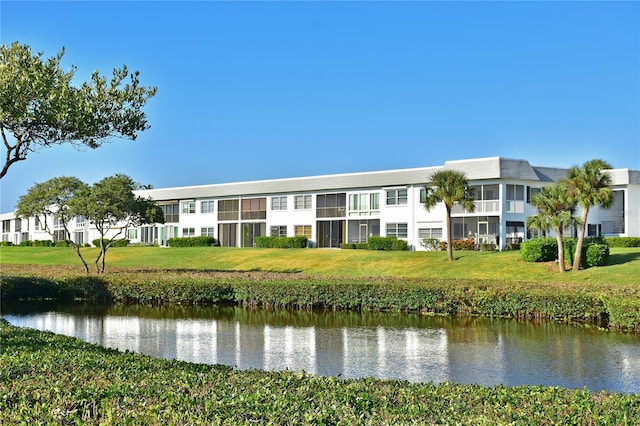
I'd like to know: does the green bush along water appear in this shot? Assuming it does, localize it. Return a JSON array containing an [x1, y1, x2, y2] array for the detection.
[[2, 264, 639, 333]]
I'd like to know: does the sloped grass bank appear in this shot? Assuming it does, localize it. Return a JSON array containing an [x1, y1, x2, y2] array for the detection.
[[1, 319, 638, 425], [2, 265, 640, 333]]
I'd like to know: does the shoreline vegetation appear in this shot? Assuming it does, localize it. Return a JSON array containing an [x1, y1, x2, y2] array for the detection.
[[2, 246, 640, 423]]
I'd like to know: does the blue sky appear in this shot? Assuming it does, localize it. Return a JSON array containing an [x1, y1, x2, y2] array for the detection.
[[1, 1, 638, 213]]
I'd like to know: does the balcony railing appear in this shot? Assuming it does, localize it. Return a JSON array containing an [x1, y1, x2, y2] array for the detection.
[[452, 200, 500, 214]]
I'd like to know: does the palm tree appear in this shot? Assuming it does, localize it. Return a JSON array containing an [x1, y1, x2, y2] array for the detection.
[[423, 170, 475, 261], [526, 183, 579, 273], [565, 159, 613, 271]]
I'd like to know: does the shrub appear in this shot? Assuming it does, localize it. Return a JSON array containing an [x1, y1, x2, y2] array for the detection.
[[586, 243, 609, 267], [167, 237, 217, 247], [440, 239, 476, 251], [391, 239, 408, 251], [520, 238, 557, 262], [564, 237, 608, 268], [340, 243, 356, 249], [507, 243, 521, 250], [605, 237, 640, 247], [92, 239, 130, 248], [421, 238, 440, 251], [480, 243, 494, 251], [368, 236, 395, 251], [368, 236, 407, 251], [18, 240, 31, 246], [254, 236, 307, 248], [31, 240, 54, 247], [55, 241, 71, 247], [355, 242, 370, 250], [0, 241, 13, 246]]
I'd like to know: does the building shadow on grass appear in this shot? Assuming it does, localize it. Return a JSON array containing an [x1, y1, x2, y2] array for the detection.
[[607, 252, 640, 266]]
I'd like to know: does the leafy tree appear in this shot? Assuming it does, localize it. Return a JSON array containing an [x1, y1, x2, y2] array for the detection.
[[526, 183, 579, 273], [565, 159, 613, 272], [16, 177, 91, 272], [423, 170, 475, 261], [70, 174, 164, 273], [0, 42, 157, 179]]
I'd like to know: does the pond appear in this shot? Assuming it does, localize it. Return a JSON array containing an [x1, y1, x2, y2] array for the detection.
[[3, 302, 639, 394]]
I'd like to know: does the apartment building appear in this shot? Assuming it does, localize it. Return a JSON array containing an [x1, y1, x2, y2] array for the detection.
[[2, 157, 638, 250]]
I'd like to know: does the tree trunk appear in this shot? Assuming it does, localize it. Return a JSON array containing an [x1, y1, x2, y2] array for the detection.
[[554, 227, 566, 273], [71, 243, 89, 274], [572, 208, 589, 272], [446, 207, 454, 261]]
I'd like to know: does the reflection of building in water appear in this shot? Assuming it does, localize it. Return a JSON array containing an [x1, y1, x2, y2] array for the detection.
[[176, 319, 217, 364], [8, 311, 640, 392], [264, 325, 316, 374], [342, 326, 449, 383]]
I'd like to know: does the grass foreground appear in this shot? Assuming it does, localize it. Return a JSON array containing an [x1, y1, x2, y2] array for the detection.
[[1, 319, 639, 425]]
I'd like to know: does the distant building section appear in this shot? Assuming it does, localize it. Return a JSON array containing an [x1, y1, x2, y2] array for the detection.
[[2, 157, 639, 250]]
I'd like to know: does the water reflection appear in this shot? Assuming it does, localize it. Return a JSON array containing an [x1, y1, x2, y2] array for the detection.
[[3, 302, 639, 393]]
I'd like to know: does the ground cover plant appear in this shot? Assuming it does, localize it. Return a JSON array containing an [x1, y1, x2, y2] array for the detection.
[[1, 319, 639, 425]]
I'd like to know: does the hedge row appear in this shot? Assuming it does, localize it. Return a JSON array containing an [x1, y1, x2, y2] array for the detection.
[[3, 319, 637, 424], [254, 236, 308, 248], [367, 236, 408, 251], [92, 238, 130, 248], [2, 266, 638, 333], [605, 237, 640, 247], [520, 237, 610, 267], [167, 236, 218, 247]]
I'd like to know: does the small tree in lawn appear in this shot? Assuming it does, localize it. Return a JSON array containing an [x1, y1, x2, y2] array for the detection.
[[0, 42, 156, 179], [423, 170, 475, 261], [16, 176, 91, 272], [71, 174, 164, 273], [526, 183, 579, 273], [565, 159, 613, 271]]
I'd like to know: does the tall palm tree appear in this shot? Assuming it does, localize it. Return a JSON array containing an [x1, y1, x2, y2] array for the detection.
[[565, 159, 613, 271], [526, 183, 579, 273], [423, 170, 475, 261]]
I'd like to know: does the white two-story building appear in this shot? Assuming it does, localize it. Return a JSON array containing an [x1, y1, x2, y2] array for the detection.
[[2, 157, 638, 250]]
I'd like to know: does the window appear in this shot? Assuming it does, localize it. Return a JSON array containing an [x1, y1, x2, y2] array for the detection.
[[75, 215, 86, 226], [418, 228, 442, 239], [182, 228, 195, 237], [128, 229, 138, 239], [294, 195, 312, 210], [53, 217, 64, 229], [419, 188, 427, 203], [271, 226, 287, 237], [527, 187, 542, 203], [241, 198, 267, 220], [14, 219, 21, 233], [271, 196, 288, 211], [506, 184, 525, 213], [201, 227, 215, 237], [386, 223, 408, 238], [386, 188, 408, 206], [34, 217, 41, 231], [218, 199, 239, 221], [295, 225, 312, 239], [316, 193, 346, 218], [181, 201, 196, 215], [160, 203, 179, 223], [53, 229, 68, 242], [2, 220, 10, 233], [348, 193, 380, 216], [201, 200, 215, 214]]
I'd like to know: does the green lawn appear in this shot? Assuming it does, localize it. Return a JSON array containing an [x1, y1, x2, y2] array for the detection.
[[2, 246, 639, 286]]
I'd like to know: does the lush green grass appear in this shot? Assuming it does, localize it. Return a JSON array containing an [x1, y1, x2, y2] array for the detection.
[[2, 246, 640, 285], [2, 319, 638, 425]]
